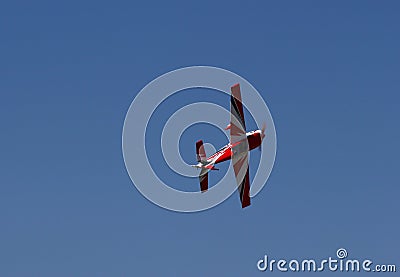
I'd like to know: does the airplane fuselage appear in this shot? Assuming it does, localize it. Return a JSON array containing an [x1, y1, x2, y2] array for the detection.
[[206, 130, 262, 165]]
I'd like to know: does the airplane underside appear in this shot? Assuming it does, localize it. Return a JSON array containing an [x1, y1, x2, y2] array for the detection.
[[193, 84, 266, 208]]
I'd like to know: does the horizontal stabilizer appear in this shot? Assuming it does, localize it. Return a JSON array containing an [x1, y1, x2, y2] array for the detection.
[[199, 168, 208, 192], [196, 140, 207, 162]]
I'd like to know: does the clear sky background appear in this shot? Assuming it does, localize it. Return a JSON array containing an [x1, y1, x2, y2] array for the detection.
[[1, 1, 399, 276]]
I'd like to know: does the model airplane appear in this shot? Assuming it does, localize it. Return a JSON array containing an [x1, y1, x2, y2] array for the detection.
[[192, 83, 266, 208]]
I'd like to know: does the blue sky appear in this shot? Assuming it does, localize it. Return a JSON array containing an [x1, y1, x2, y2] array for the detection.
[[1, 1, 399, 276]]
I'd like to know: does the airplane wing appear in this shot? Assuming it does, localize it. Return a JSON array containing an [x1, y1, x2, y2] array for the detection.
[[230, 83, 247, 144], [230, 84, 251, 208], [233, 154, 250, 208]]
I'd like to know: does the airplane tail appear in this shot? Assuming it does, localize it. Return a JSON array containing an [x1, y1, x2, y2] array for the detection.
[[193, 140, 218, 170], [196, 140, 207, 162], [195, 140, 207, 191], [193, 140, 219, 192], [199, 168, 208, 192]]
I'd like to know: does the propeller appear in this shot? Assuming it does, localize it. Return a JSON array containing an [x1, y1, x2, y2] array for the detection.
[[261, 122, 266, 140], [258, 122, 266, 151]]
